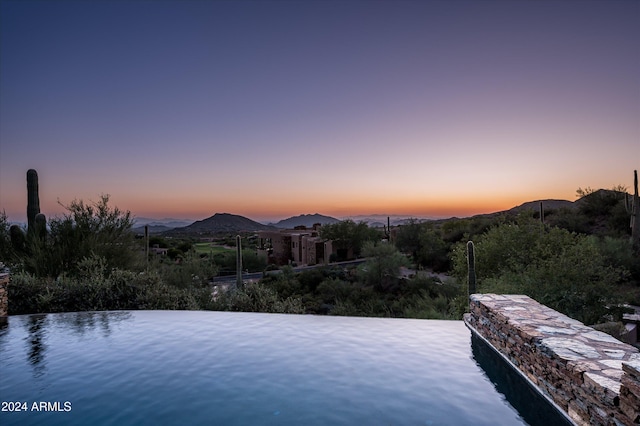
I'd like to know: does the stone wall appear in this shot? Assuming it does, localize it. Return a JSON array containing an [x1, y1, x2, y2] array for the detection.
[[0, 272, 8, 317], [464, 294, 640, 426]]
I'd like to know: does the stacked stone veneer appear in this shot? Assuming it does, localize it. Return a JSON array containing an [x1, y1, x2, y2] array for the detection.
[[464, 294, 640, 426], [0, 272, 8, 317]]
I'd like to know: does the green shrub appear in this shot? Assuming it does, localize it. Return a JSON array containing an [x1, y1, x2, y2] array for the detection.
[[8, 255, 214, 314], [212, 282, 304, 314], [401, 292, 454, 319], [451, 218, 630, 324], [152, 253, 217, 289]]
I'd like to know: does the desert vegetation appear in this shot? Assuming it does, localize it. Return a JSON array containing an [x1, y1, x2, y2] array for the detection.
[[2, 169, 639, 328]]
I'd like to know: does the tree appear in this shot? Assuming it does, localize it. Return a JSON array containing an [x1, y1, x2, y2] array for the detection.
[[417, 226, 450, 271], [394, 219, 423, 261], [360, 241, 408, 291], [319, 220, 381, 260], [394, 221, 451, 271]]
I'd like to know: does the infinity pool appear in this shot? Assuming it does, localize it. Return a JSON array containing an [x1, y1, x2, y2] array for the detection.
[[0, 311, 569, 425]]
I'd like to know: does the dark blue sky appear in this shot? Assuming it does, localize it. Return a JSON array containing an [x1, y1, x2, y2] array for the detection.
[[1, 0, 638, 222]]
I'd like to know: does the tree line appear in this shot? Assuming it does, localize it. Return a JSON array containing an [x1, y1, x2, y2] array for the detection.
[[1, 182, 639, 334]]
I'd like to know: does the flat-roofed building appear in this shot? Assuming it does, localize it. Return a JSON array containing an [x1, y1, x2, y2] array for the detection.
[[257, 225, 334, 266]]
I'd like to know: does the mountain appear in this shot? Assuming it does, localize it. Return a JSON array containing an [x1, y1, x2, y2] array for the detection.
[[168, 213, 276, 234], [273, 213, 340, 228], [132, 217, 196, 235], [132, 218, 196, 234], [133, 224, 176, 234], [508, 199, 576, 213], [134, 217, 195, 227]]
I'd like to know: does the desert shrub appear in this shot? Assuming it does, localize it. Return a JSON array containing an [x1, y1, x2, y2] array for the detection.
[[7, 272, 47, 314], [329, 299, 360, 316], [359, 241, 407, 291], [399, 275, 461, 300], [316, 278, 356, 304], [546, 207, 591, 234], [451, 218, 629, 324], [401, 292, 454, 319], [417, 228, 450, 271], [297, 267, 326, 293], [394, 219, 423, 260], [262, 266, 304, 299], [8, 255, 212, 314], [152, 253, 218, 289], [212, 282, 304, 314], [10, 195, 144, 278], [211, 249, 266, 273], [596, 236, 640, 281], [577, 189, 621, 218], [0, 211, 13, 262]]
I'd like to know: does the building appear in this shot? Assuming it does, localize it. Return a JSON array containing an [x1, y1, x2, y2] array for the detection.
[[257, 224, 334, 266]]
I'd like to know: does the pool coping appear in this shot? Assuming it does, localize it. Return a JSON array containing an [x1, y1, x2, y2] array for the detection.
[[464, 315, 577, 426], [465, 294, 640, 425]]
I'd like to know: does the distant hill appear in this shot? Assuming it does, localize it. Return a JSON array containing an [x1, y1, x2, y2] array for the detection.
[[426, 199, 578, 224], [168, 213, 276, 234], [273, 213, 340, 228], [133, 224, 175, 234], [132, 217, 196, 235], [508, 199, 576, 213], [134, 217, 195, 228]]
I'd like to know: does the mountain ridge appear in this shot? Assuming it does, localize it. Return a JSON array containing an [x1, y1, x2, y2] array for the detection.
[[271, 213, 340, 228], [147, 196, 593, 235], [164, 213, 276, 235]]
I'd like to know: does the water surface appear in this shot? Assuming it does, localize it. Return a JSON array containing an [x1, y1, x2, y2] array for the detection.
[[0, 311, 561, 425]]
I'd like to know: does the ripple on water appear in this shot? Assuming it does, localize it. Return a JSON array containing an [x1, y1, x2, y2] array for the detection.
[[0, 311, 549, 425]]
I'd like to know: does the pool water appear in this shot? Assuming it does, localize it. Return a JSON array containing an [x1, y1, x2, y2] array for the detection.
[[0, 311, 568, 425]]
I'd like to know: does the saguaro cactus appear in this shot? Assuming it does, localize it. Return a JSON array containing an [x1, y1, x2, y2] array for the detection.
[[12, 169, 46, 251], [236, 235, 243, 288], [625, 170, 640, 252], [27, 169, 41, 233], [383, 216, 390, 241], [467, 241, 476, 297]]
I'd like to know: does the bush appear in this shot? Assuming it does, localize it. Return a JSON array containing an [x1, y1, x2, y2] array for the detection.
[[8, 255, 213, 314], [359, 241, 407, 291], [451, 218, 630, 324], [152, 253, 218, 289], [10, 195, 144, 278], [211, 282, 304, 314], [401, 292, 455, 319]]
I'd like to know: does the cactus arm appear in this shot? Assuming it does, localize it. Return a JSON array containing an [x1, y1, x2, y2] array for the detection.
[[35, 213, 47, 241]]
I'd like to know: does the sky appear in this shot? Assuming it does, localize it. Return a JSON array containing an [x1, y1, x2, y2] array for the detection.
[[1, 0, 639, 224]]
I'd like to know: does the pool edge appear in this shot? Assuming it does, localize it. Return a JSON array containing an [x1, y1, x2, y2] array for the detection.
[[463, 315, 577, 426]]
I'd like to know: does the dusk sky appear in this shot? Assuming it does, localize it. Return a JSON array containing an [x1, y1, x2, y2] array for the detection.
[[1, 0, 638, 224]]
